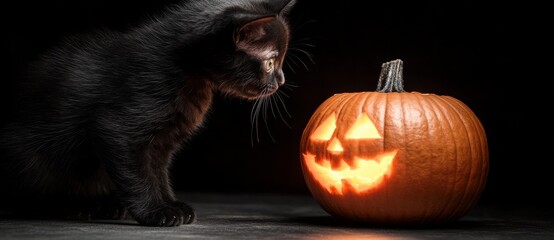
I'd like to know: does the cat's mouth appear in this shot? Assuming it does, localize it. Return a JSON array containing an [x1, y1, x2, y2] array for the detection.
[[218, 78, 283, 100], [243, 84, 280, 100]]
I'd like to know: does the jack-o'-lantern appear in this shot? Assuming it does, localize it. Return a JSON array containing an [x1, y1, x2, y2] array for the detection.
[[300, 59, 489, 225]]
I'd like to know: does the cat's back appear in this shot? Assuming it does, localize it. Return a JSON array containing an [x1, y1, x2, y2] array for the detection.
[[0, 31, 129, 151]]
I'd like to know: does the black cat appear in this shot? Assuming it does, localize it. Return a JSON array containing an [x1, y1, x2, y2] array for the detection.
[[0, 0, 296, 227]]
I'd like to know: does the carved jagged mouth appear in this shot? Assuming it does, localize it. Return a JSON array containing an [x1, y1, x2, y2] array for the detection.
[[303, 150, 397, 195]]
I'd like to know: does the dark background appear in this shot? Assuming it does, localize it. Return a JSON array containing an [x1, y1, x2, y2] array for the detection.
[[2, 0, 552, 207]]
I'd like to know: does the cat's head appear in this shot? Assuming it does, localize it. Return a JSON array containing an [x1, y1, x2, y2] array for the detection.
[[201, 0, 296, 100]]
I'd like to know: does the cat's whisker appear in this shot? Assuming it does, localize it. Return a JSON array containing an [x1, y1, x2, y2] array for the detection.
[[250, 96, 263, 145], [250, 85, 295, 145], [289, 47, 315, 64], [273, 91, 292, 128], [250, 94, 263, 126], [289, 19, 318, 35], [287, 52, 310, 71], [285, 53, 306, 72], [283, 84, 297, 90], [264, 93, 272, 123], [267, 94, 277, 119], [276, 89, 292, 111], [284, 40, 314, 72], [262, 93, 276, 143], [250, 88, 275, 145], [289, 33, 315, 54], [290, 41, 316, 49], [277, 89, 290, 98], [259, 90, 271, 142], [284, 61, 296, 74]]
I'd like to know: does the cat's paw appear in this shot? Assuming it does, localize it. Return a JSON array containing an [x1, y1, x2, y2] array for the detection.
[[136, 201, 196, 227]]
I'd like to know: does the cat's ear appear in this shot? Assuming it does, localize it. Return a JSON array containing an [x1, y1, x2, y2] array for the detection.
[[230, 0, 296, 23], [234, 17, 275, 50], [279, 0, 297, 16]]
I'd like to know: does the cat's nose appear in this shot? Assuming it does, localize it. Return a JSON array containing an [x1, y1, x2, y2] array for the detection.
[[276, 70, 285, 86], [277, 77, 285, 86]]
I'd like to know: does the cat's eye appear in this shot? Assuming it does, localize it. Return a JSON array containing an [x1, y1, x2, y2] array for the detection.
[[264, 58, 275, 72]]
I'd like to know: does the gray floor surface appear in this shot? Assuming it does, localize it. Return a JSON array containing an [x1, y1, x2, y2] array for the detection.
[[1, 192, 553, 240]]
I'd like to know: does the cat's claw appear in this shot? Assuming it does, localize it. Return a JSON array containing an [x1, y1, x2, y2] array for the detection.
[[172, 201, 196, 224], [137, 201, 196, 227]]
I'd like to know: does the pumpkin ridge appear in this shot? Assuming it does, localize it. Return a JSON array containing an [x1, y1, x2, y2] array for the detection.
[[402, 92, 431, 221], [452, 96, 488, 208], [445, 96, 479, 221], [424, 93, 459, 223], [364, 92, 387, 162], [412, 92, 438, 223], [441, 96, 489, 220], [396, 92, 412, 220], [426, 94, 459, 222], [365, 91, 389, 218], [382, 91, 394, 219], [433, 95, 474, 222]]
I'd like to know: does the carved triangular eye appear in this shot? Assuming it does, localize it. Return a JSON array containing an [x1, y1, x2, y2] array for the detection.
[[310, 112, 336, 141], [345, 113, 381, 139]]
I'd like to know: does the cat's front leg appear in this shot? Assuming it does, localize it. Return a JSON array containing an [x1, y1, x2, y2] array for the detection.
[[130, 195, 196, 227], [103, 141, 195, 227]]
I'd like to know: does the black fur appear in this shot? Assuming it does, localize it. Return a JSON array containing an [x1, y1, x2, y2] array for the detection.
[[0, 0, 296, 226]]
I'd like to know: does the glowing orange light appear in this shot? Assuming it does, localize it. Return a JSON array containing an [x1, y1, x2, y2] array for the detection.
[[310, 113, 336, 141], [305, 112, 397, 194], [345, 113, 381, 139], [327, 137, 344, 153], [303, 150, 397, 194]]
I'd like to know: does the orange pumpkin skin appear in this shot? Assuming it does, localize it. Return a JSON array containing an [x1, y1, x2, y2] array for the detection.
[[300, 61, 489, 226]]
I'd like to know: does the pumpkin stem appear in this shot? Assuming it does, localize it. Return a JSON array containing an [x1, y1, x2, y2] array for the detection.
[[376, 59, 405, 92]]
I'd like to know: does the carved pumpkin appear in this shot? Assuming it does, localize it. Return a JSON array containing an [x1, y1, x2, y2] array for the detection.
[[300, 59, 489, 225]]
